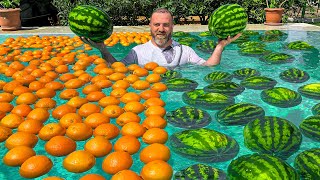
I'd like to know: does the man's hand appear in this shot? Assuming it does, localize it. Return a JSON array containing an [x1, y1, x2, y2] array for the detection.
[[217, 33, 242, 48], [80, 37, 106, 50]]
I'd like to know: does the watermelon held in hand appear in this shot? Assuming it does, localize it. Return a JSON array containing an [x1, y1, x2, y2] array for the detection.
[[208, 4, 248, 39], [68, 5, 113, 42]]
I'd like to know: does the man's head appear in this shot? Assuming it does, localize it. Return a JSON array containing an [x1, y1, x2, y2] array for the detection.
[[149, 8, 174, 48]]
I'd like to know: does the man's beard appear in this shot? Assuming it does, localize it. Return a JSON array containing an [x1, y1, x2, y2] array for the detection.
[[152, 32, 172, 47]]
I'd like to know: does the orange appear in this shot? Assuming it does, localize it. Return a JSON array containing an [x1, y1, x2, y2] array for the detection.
[[140, 89, 160, 99], [111, 62, 126, 69], [144, 62, 159, 71], [80, 174, 106, 180], [15, 92, 38, 105], [12, 86, 31, 96], [142, 115, 167, 129], [67, 96, 89, 108], [17, 119, 44, 134], [94, 79, 113, 89], [91, 74, 108, 83], [150, 82, 168, 92], [0, 102, 14, 113], [123, 101, 145, 114], [38, 123, 66, 141], [145, 106, 166, 117], [64, 78, 85, 89], [142, 128, 168, 144], [98, 67, 115, 76], [152, 66, 168, 74], [63, 150, 96, 173], [52, 104, 77, 120], [143, 97, 166, 108], [42, 176, 64, 180], [84, 136, 112, 157], [121, 122, 146, 137], [111, 170, 142, 180], [20, 155, 53, 179], [38, 75, 54, 84], [139, 143, 170, 164], [59, 113, 83, 128], [59, 73, 76, 82], [86, 91, 106, 102], [102, 151, 133, 175], [120, 92, 141, 103], [82, 84, 101, 95], [124, 74, 140, 84], [93, 123, 120, 140], [0, 92, 14, 102], [78, 73, 92, 83], [28, 81, 45, 91], [108, 72, 126, 81], [45, 81, 65, 91], [0, 125, 12, 142], [132, 80, 150, 90], [146, 73, 162, 83], [45, 135, 77, 156], [114, 135, 141, 155], [3, 146, 36, 166], [110, 88, 127, 98], [116, 112, 141, 126], [140, 160, 173, 180], [78, 103, 101, 117], [112, 80, 130, 90], [102, 105, 124, 118], [84, 113, 110, 129], [34, 98, 57, 110], [3, 81, 22, 93], [127, 64, 140, 71], [5, 132, 38, 150], [114, 66, 129, 73], [132, 68, 149, 77], [66, 123, 93, 141], [0, 113, 24, 129], [99, 96, 120, 107], [26, 107, 50, 123], [59, 89, 79, 100], [11, 104, 33, 117]]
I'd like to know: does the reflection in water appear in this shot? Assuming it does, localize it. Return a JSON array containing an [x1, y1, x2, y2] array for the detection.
[[302, 48, 320, 68]]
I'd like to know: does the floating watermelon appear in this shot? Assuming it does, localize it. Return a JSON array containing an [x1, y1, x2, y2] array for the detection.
[[232, 68, 260, 80], [279, 68, 310, 83], [240, 76, 277, 90], [160, 70, 182, 81], [165, 78, 198, 92], [208, 4, 248, 39], [260, 52, 295, 64], [174, 164, 227, 180], [203, 71, 233, 83], [299, 115, 320, 142], [203, 81, 244, 96], [68, 5, 113, 42], [294, 148, 320, 180], [312, 103, 320, 115], [298, 83, 320, 99], [286, 41, 314, 50], [260, 87, 302, 108]]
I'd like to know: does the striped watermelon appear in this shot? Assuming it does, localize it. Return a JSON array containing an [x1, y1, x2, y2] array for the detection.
[[240, 76, 277, 90], [196, 40, 216, 53], [259, 34, 281, 42], [294, 148, 320, 179], [203, 71, 233, 83], [312, 103, 320, 115], [174, 164, 227, 180], [299, 115, 320, 142], [298, 83, 320, 99], [182, 89, 235, 110], [68, 5, 113, 42], [237, 41, 265, 49], [260, 52, 295, 64], [279, 68, 310, 83], [244, 116, 302, 159], [203, 81, 244, 96], [242, 30, 260, 36], [160, 70, 182, 81], [216, 103, 265, 126], [173, 31, 190, 37], [260, 87, 302, 108], [239, 46, 270, 56], [232, 68, 260, 80], [228, 153, 299, 180], [286, 41, 314, 50], [166, 106, 212, 129], [199, 31, 212, 37], [165, 78, 198, 92], [265, 30, 286, 36], [208, 4, 248, 39], [169, 128, 239, 162]]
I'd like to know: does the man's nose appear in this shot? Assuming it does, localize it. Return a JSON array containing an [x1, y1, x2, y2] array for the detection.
[[158, 24, 165, 31]]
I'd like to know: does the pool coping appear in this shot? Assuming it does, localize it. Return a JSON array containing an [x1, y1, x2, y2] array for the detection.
[[1, 23, 320, 35]]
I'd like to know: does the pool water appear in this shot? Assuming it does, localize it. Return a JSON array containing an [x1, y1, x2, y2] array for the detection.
[[0, 30, 320, 180]]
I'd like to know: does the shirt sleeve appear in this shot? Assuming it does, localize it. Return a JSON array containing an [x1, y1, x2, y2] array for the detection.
[[120, 49, 138, 65], [184, 46, 206, 65]]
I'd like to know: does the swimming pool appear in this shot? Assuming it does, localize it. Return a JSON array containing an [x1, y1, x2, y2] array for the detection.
[[0, 30, 320, 179]]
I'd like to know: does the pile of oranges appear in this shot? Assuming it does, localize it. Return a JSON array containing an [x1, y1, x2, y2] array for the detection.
[[0, 34, 173, 179], [104, 32, 152, 47]]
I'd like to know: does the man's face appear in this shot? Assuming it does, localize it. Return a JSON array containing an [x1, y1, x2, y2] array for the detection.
[[149, 12, 174, 47]]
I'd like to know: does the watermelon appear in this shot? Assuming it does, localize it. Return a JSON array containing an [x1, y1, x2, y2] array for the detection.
[[208, 4, 248, 39], [279, 68, 310, 83], [160, 70, 182, 81], [232, 68, 260, 80], [242, 30, 260, 36], [203, 71, 233, 83], [198, 31, 212, 37], [237, 41, 265, 48], [216, 103, 265, 126], [312, 103, 320, 115], [165, 78, 198, 92], [294, 148, 320, 180], [299, 115, 320, 142], [182, 89, 235, 110], [240, 76, 277, 90], [228, 153, 299, 180], [169, 128, 239, 162], [259, 34, 281, 42], [260, 52, 294, 64], [196, 40, 216, 53], [203, 81, 244, 96], [68, 5, 113, 42], [286, 41, 314, 50], [260, 87, 302, 108], [173, 31, 190, 37], [244, 116, 302, 159], [298, 83, 320, 99], [166, 106, 212, 129], [239, 46, 270, 56], [265, 30, 286, 36], [174, 164, 227, 180]]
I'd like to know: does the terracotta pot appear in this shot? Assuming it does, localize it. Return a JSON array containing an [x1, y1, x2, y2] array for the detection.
[[0, 8, 21, 31], [264, 8, 284, 25]]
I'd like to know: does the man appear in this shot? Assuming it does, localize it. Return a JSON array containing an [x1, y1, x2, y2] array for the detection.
[[81, 8, 241, 68]]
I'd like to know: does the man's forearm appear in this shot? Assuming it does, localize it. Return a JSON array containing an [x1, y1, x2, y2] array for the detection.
[[202, 44, 224, 66], [100, 47, 117, 65]]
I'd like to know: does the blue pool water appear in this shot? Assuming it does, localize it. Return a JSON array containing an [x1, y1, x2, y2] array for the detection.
[[0, 30, 320, 179]]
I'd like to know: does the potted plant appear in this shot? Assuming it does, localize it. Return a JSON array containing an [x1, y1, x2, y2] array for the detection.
[[0, 0, 21, 31], [264, 0, 291, 25]]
